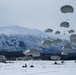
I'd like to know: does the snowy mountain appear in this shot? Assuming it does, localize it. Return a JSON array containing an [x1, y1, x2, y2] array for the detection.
[[0, 25, 76, 53], [0, 25, 47, 37]]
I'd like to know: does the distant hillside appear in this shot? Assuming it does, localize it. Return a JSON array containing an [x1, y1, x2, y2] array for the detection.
[[0, 25, 76, 54]]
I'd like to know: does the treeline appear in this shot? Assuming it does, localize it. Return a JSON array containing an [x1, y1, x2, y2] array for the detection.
[[0, 51, 25, 60], [0, 51, 76, 60]]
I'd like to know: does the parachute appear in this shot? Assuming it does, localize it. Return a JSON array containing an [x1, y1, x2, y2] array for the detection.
[[68, 29, 74, 33], [63, 43, 72, 50], [60, 22, 69, 28], [23, 49, 40, 57], [60, 5, 74, 13], [45, 28, 53, 33], [70, 34, 76, 43], [42, 40, 52, 45], [55, 31, 60, 34], [52, 39, 62, 44], [61, 52, 68, 55], [51, 55, 61, 60]]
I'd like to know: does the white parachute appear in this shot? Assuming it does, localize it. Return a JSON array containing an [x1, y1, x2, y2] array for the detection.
[[23, 48, 40, 57], [42, 40, 52, 45], [52, 39, 62, 44], [51, 55, 61, 60], [61, 52, 68, 56], [70, 34, 76, 43], [62, 43, 72, 50]]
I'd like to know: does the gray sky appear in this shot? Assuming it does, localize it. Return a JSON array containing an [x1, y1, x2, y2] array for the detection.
[[0, 0, 76, 33]]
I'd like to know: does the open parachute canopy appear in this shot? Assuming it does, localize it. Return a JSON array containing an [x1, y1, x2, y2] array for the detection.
[[42, 40, 52, 45], [55, 31, 60, 34], [23, 48, 40, 57], [60, 22, 70, 28], [45, 28, 53, 33], [60, 5, 74, 13], [68, 29, 75, 33], [61, 52, 68, 55], [63, 43, 72, 50], [70, 34, 76, 43], [51, 55, 61, 60], [52, 39, 62, 44]]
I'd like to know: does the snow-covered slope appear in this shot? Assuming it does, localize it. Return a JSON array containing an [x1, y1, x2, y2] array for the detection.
[[0, 25, 75, 53], [46, 33, 70, 41], [0, 60, 76, 75], [0, 25, 49, 52], [0, 25, 47, 38]]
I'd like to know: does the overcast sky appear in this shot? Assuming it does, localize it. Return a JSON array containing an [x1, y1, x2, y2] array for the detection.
[[0, 0, 76, 33]]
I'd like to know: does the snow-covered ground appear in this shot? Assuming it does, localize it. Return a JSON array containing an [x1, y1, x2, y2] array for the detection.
[[0, 60, 76, 75]]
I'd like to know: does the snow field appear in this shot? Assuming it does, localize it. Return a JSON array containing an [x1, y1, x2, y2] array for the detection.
[[0, 60, 76, 75]]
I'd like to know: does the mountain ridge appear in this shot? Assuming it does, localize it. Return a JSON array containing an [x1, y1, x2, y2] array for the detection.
[[0, 25, 75, 53]]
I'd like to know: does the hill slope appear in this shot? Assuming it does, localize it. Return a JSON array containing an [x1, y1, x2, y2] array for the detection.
[[0, 25, 76, 53]]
